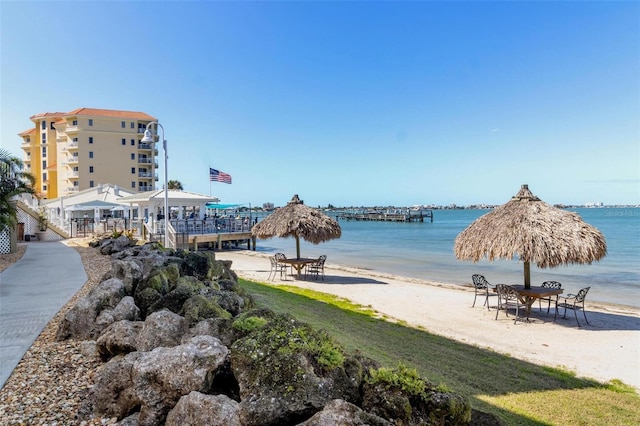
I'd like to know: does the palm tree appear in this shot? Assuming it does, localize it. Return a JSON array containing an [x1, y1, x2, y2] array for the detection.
[[167, 180, 184, 190], [0, 148, 36, 230]]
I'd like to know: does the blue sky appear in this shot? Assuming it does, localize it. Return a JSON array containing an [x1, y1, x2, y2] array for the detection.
[[1, 1, 638, 207]]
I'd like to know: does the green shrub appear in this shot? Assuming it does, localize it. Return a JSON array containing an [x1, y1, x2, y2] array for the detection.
[[367, 363, 428, 399], [233, 316, 269, 333]]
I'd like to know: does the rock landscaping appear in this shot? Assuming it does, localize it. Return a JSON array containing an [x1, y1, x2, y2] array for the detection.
[[54, 235, 471, 425]]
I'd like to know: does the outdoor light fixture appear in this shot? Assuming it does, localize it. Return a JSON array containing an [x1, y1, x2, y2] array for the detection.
[[141, 121, 170, 248]]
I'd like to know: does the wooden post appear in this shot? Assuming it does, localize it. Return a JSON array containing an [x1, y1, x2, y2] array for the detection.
[[524, 261, 531, 289], [193, 236, 198, 252]]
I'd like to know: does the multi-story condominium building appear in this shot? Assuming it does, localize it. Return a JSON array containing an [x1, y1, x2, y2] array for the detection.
[[19, 108, 159, 199]]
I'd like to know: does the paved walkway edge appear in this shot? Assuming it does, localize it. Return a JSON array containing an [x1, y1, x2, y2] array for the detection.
[[0, 242, 87, 389]]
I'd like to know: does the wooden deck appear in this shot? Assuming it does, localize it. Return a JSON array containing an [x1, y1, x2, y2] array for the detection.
[[337, 210, 433, 223], [187, 232, 256, 252]]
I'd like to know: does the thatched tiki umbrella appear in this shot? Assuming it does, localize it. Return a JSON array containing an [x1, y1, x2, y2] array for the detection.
[[454, 184, 606, 289], [252, 194, 342, 259]]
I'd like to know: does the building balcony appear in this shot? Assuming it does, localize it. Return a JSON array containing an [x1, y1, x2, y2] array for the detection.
[[138, 172, 158, 179], [65, 126, 78, 133], [138, 185, 154, 192], [66, 187, 79, 193], [66, 158, 79, 165], [138, 158, 153, 164], [138, 142, 153, 150], [67, 141, 79, 149], [68, 171, 79, 178]]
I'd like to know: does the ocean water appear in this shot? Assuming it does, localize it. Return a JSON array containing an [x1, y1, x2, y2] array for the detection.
[[251, 208, 640, 308]]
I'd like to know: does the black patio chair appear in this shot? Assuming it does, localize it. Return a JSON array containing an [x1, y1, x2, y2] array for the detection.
[[274, 252, 291, 277], [539, 281, 562, 314], [471, 274, 498, 310], [555, 286, 591, 327], [495, 284, 528, 324], [306, 255, 327, 281]]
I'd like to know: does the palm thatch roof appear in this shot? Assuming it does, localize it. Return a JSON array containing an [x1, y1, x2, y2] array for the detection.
[[454, 184, 607, 288], [252, 194, 342, 259]]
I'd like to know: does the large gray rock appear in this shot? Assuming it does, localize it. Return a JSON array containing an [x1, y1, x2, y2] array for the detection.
[[96, 320, 144, 359], [134, 263, 181, 316], [56, 277, 126, 341], [95, 296, 140, 331], [146, 275, 206, 316], [165, 391, 241, 426], [136, 309, 188, 352], [90, 335, 229, 425], [88, 351, 143, 420], [134, 335, 229, 425], [231, 314, 362, 426], [298, 399, 392, 426], [111, 259, 144, 294], [100, 235, 135, 255], [182, 318, 235, 347], [362, 377, 471, 425]]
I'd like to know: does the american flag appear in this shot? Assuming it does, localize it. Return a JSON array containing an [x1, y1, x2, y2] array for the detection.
[[209, 168, 232, 184]]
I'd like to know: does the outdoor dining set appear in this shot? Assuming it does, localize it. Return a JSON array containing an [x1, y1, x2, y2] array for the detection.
[[268, 253, 327, 281], [471, 274, 591, 326]]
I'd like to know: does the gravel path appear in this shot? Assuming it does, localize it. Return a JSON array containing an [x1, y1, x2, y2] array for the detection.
[[0, 240, 115, 425]]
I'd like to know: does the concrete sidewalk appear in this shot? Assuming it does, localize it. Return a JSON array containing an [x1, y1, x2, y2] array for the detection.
[[0, 242, 87, 389]]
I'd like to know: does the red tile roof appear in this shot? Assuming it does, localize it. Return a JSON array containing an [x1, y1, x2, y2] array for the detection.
[[66, 107, 156, 121], [18, 128, 36, 136], [29, 112, 67, 120], [30, 108, 156, 121]]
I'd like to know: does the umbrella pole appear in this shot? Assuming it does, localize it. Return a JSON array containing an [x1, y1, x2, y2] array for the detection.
[[295, 235, 301, 259], [524, 261, 531, 289]]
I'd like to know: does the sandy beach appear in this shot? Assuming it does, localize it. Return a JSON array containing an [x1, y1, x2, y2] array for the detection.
[[215, 250, 640, 392]]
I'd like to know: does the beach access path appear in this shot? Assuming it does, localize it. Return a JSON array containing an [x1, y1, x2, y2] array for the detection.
[[216, 250, 640, 391]]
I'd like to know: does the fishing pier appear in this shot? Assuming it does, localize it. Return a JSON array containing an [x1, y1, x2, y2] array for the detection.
[[336, 209, 433, 223]]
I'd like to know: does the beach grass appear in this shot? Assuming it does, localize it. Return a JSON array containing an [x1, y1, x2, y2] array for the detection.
[[240, 279, 640, 425]]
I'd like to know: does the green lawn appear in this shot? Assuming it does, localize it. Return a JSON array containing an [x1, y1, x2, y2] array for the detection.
[[239, 279, 640, 425]]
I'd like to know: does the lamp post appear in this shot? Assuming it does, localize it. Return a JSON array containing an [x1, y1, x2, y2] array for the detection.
[[141, 121, 170, 248]]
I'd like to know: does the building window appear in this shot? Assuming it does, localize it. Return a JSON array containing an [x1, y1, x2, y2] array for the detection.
[[51, 122, 55, 130], [131, 139, 135, 146], [121, 121, 126, 128], [42, 172, 47, 181], [131, 153, 135, 160], [73, 181, 79, 187], [41, 121, 46, 130], [43, 185, 47, 191], [73, 137, 78, 143], [89, 136, 94, 144], [131, 167, 135, 174], [42, 147, 46, 157], [88, 119, 93, 126], [131, 122, 135, 128], [72, 120, 78, 126], [42, 160, 46, 169], [73, 166, 79, 172], [90, 181, 94, 188], [89, 151, 94, 158], [132, 181, 136, 188], [89, 166, 94, 173], [42, 133, 46, 142], [122, 138, 126, 145]]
